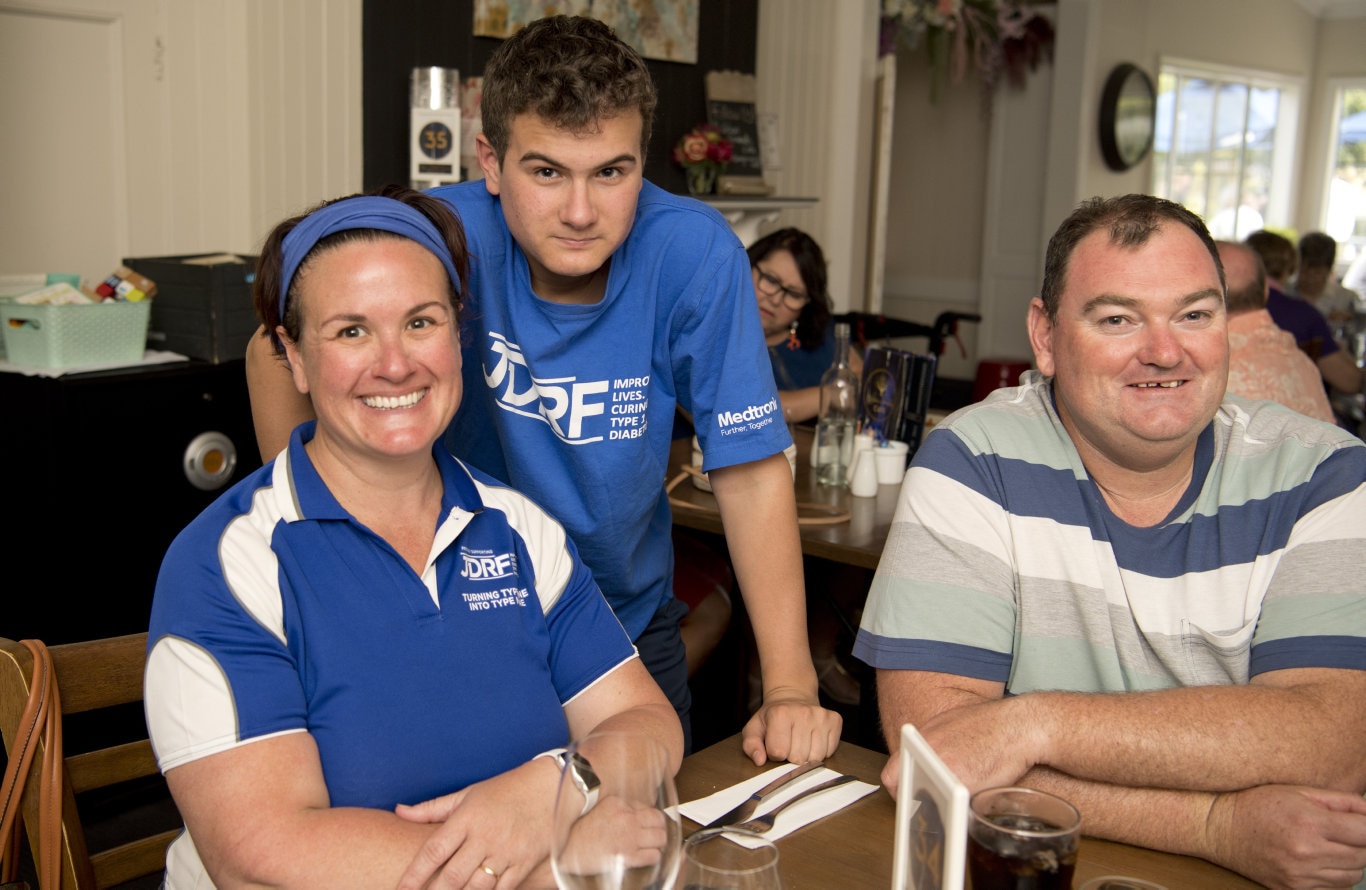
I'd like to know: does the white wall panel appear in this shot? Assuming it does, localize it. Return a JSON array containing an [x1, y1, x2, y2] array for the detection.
[[0, 2, 147, 285], [246, 0, 361, 247], [0, 0, 360, 287], [756, 0, 879, 313]]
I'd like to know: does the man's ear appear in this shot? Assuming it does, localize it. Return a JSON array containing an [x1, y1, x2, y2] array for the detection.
[[476, 134, 501, 195], [1026, 298, 1055, 378]]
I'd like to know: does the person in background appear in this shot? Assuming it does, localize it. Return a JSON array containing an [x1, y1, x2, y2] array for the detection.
[[749, 226, 865, 706], [1217, 240, 1335, 423], [1297, 230, 1360, 325], [751, 227, 863, 424], [245, 15, 841, 765], [1246, 229, 1364, 400], [148, 186, 682, 890], [856, 194, 1366, 889]]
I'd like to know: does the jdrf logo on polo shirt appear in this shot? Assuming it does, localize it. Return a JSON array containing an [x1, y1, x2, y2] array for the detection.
[[458, 545, 528, 611], [459, 545, 517, 581]]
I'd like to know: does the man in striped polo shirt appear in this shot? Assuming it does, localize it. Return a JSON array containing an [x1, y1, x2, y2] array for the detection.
[[855, 194, 1366, 889]]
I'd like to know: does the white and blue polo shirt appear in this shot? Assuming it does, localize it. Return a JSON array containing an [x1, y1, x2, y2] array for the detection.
[[145, 421, 636, 812]]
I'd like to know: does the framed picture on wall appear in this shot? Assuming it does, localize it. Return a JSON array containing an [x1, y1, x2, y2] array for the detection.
[[705, 70, 772, 195], [473, 0, 700, 65]]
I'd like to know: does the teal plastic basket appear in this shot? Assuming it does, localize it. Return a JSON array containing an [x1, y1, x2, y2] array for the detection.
[[1, 300, 150, 369]]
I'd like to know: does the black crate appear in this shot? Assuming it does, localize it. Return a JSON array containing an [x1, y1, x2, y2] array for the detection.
[[123, 253, 258, 363]]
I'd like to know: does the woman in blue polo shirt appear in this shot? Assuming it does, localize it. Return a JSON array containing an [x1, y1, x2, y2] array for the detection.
[[144, 186, 681, 889]]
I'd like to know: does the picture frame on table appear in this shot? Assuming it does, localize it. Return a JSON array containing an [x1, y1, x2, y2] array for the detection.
[[893, 724, 969, 890]]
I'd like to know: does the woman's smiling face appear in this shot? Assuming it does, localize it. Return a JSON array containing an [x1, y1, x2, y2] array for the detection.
[[281, 237, 463, 464]]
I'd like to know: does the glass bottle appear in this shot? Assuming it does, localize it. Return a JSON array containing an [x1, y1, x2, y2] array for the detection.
[[814, 322, 860, 486]]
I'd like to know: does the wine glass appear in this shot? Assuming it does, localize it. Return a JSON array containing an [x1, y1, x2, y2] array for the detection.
[[679, 827, 784, 890], [550, 731, 681, 890]]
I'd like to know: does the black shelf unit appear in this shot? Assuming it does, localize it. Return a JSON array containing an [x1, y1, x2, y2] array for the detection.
[[2, 359, 261, 644]]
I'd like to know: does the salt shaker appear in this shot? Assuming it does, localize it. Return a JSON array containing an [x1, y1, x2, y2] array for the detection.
[[849, 447, 879, 497]]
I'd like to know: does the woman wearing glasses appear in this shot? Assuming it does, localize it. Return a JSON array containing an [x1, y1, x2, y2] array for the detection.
[[750, 228, 863, 424], [747, 227, 865, 706]]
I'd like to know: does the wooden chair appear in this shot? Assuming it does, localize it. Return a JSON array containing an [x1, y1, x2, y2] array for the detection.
[[0, 633, 177, 889]]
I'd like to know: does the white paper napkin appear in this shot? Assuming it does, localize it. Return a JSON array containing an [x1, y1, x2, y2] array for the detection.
[[678, 764, 878, 848]]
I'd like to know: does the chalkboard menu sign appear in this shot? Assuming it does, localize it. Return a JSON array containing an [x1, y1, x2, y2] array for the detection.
[[705, 70, 771, 195], [706, 99, 762, 178]]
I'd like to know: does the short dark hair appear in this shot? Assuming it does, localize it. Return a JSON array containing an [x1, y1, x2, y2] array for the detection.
[[253, 184, 469, 355], [1219, 241, 1268, 314], [1039, 194, 1224, 320], [748, 228, 831, 350], [1245, 229, 1298, 281], [1298, 231, 1338, 270], [480, 15, 658, 163]]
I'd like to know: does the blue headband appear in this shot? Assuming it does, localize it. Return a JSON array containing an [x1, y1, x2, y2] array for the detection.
[[278, 195, 462, 321]]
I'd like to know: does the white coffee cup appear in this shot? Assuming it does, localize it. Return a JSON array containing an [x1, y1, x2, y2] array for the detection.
[[690, 436, 712, 492], [873, 440, 910, 486], [692, 436, 797, 492]]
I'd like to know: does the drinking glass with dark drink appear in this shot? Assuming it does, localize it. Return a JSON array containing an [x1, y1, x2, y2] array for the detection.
[[967, 787, 1080, 890]]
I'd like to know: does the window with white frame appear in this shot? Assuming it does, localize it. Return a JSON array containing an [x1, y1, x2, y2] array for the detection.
[[1323, 80, 1366, 272], [1150, 60, 1301, 241]]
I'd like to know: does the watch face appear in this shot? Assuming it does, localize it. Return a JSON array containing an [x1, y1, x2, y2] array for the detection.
[[1100, 64, 1156, 171]]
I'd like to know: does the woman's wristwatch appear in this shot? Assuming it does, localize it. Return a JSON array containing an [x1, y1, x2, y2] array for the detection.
[[540, 747, 601, 814]]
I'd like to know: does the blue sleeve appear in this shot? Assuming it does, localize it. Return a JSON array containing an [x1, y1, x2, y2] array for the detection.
[[679, 235, 793, 472], [545, 544, 638, 702], [146, 495, 311, 768]]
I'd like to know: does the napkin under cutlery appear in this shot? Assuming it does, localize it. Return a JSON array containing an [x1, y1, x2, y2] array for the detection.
[[678, 764, 878, 848]]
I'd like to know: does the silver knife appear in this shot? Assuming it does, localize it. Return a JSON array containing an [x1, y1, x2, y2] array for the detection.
[[732, 773, 859, 834], [700, 760, 825, 829]]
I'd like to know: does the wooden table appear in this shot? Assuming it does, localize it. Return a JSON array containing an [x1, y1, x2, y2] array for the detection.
[[668, 426, 900, 570], [677, 735, 1262, 889]]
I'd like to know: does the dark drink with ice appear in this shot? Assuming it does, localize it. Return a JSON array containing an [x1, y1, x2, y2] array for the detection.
[[967, 812, 1077, 889], [967, 789, 1080, 890]]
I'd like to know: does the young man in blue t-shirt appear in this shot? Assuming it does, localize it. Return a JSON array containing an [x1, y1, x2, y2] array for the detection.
[[247, 15, 841, 764]]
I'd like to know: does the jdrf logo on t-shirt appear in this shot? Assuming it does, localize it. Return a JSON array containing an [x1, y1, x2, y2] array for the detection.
[[481, 331, 650, 444]]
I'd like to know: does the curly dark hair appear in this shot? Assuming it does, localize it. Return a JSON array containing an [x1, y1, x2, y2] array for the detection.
[[252, 184, 469, 355], [480, 15, 657, 163], [1040, 194, 1224, 320], [747, 227, 831, 351]]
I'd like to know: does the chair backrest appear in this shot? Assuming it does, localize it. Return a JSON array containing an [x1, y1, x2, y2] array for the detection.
[[836, 310, 981, 358], [0, 633, 177, 889], [837, 311, 936, 352]]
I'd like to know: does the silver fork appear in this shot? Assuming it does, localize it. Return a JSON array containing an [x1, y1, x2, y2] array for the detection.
[[728, 773, 859, 834]]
